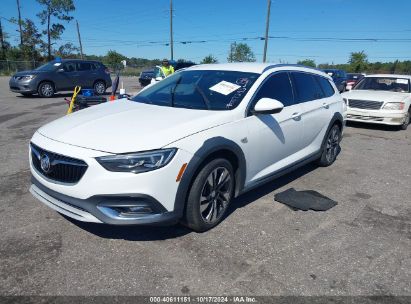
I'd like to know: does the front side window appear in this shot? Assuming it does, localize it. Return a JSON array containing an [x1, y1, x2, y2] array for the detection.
[[354, 77, 410, 93], [253, 72, 294, 107], [132, 70, 259, 110], [63, 62, 76, 72], [292, 72, 325, 102], [317, 76, 335, 97]]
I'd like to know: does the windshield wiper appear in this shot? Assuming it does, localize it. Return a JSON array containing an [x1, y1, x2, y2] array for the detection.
[[170, 76, 182, 107], [194, 84, 211, 110]]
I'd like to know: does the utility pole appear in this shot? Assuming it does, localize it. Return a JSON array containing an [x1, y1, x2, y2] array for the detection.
[[170, 0, 174, 60], [76, 20, 84, 59], [16, 0, 23, 46], [0, 19, 6, 59], [263, 0, 271, 63]]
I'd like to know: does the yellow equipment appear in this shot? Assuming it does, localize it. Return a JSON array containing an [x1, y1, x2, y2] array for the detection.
[[67, 86, 82, 115]]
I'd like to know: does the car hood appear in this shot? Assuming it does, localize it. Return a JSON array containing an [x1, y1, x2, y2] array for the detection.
[[342, 90, 409, 103], [37, 100, 234, 154], [13, 70, 48, 76]]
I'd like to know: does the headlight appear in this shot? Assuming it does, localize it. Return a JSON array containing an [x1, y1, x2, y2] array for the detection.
[[383, 103, 404, 110], [96, 148, 176, 173], [21, 75, 36, 81]]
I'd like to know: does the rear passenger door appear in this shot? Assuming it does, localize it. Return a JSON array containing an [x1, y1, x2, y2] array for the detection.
[[245, 72, 305, 183], [290, 72, 333, 151], [76, 62, 94, 88]]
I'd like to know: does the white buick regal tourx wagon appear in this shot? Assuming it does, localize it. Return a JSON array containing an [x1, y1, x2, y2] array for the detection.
[[30, 63, 345, 232]]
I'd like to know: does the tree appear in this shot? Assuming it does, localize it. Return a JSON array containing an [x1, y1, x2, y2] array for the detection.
[[36, 0, 75, 60], [104, 50, 126, 70], [55, 42, 79, 58], [227, 42, 256, 62], [20, 19, 43, 61], [348, 51, 368, 73], [297, 59, 316, 68], [201, 54, 218, 64]]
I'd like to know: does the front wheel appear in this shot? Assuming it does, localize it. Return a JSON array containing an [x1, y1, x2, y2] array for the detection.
[[317, 124, 342, 167], [183, 158, 235, 232], [93, 80, 106, 95], [38, 82, 55, 98], [400, 108, 410, 130]]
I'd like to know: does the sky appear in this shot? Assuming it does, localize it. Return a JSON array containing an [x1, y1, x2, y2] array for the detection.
[[1, 0, 411, 64]]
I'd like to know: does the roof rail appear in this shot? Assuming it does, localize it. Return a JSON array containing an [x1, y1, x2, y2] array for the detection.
[[262, 64, 323, 73]]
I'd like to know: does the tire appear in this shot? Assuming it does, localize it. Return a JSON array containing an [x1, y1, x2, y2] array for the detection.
[[400, 108, 410, 130], [38, 82, 55, 98], [184, 158, 235, 232], [93, 80, 106, 95], [317, 124, 342, 167]]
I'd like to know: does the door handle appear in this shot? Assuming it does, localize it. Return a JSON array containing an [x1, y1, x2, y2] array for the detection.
[[291, 112, 301, 120], [322, 103, 330, 109]]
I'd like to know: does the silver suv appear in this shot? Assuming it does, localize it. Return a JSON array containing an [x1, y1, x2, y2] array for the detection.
[[9, 59, 112, 98]]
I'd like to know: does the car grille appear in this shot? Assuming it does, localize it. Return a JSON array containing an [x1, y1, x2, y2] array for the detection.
[[348, 99, 383, 110], [30, 143, 88, 184]]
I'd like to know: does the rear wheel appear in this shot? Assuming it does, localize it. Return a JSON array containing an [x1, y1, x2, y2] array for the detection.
[[317, 124, 341, 167], [400, 108, 410, 130], [93, 80, 106, 95], [38, 82, 55, 98], [184, 158, 234, 232]]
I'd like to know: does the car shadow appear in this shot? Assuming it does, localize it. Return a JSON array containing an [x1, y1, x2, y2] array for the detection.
[[65, 162, 318, 241], [346, 121, 400, 132]]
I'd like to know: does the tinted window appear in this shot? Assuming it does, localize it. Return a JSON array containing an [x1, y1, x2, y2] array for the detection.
[[317, 77, 335, 97], [292, 72, 325, 103], [77, 62, 92, 71], [63, 62, 76, 72], [254, 72, 294, 107]]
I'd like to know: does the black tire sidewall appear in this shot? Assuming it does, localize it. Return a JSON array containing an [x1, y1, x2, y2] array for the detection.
[[400, 108, 410, 130], [318, 124, 341, 167], [184, 158, 234, 232]]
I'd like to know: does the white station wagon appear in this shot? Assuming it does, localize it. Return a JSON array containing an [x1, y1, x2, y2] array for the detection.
[[29, 63, 345, 232], [342, 74, 411, 130]]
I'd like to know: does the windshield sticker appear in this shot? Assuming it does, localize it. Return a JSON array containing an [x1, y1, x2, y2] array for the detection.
[[53, 63, 62, 66], [226, 78, 251, 109], [209, 81, 241, 96], [396, 79, 408, 84]]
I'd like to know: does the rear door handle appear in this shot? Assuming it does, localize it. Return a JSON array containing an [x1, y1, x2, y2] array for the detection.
[[322, 103, 330, 109]]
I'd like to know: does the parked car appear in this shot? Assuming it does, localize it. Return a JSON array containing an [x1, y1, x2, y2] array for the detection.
[[138, 69, 154, 87], [342, 74, 411, 130], [323, 69, 348, 93], [346, 73, 365, 91], [9, 59, 112, 98], [148, 60, 197, 86], [29, 63, 345, 232]]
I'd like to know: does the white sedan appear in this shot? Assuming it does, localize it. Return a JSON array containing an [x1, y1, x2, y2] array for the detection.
[[342, 74, 411, 130]]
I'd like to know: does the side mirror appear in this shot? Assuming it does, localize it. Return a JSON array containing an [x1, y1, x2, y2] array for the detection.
[[252, 98, 284, 115], [57, 68, 65, 73], [155, 76, 163, 81]]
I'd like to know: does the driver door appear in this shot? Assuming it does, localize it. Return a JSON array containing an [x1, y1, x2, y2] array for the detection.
[[244, 72, 304, 185], [54, 61, 79, 90]]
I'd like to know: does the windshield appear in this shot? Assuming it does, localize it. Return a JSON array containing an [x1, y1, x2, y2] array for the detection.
[[354, 77, 410, 93], [35, 62, 61, 71], [132, 70, 260, 110]]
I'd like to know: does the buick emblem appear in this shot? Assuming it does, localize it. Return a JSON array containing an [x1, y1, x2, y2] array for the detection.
[[40, 154, 51, 173]]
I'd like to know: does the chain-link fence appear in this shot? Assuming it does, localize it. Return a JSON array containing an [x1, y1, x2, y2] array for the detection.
[[0, 60, 45, 75]]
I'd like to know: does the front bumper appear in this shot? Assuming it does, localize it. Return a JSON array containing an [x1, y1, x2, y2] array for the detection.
[[9, 78, 38, 94], [29, 132, 193, 225], [346, 108, 407, 126], [30, 178, 180, 225]]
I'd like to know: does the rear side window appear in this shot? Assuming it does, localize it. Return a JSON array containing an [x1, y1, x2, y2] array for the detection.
[[254, 72, 294, 107], [291, 72, 325, 103], [77, 62, 92, 71], [317, 77, 335, 97]]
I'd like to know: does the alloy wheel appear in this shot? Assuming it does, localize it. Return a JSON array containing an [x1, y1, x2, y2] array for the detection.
[[325, 126, 340, 163], [94, 81, 105, 94], [199, 167, 233, 224], [41, 83, 54, 97]]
